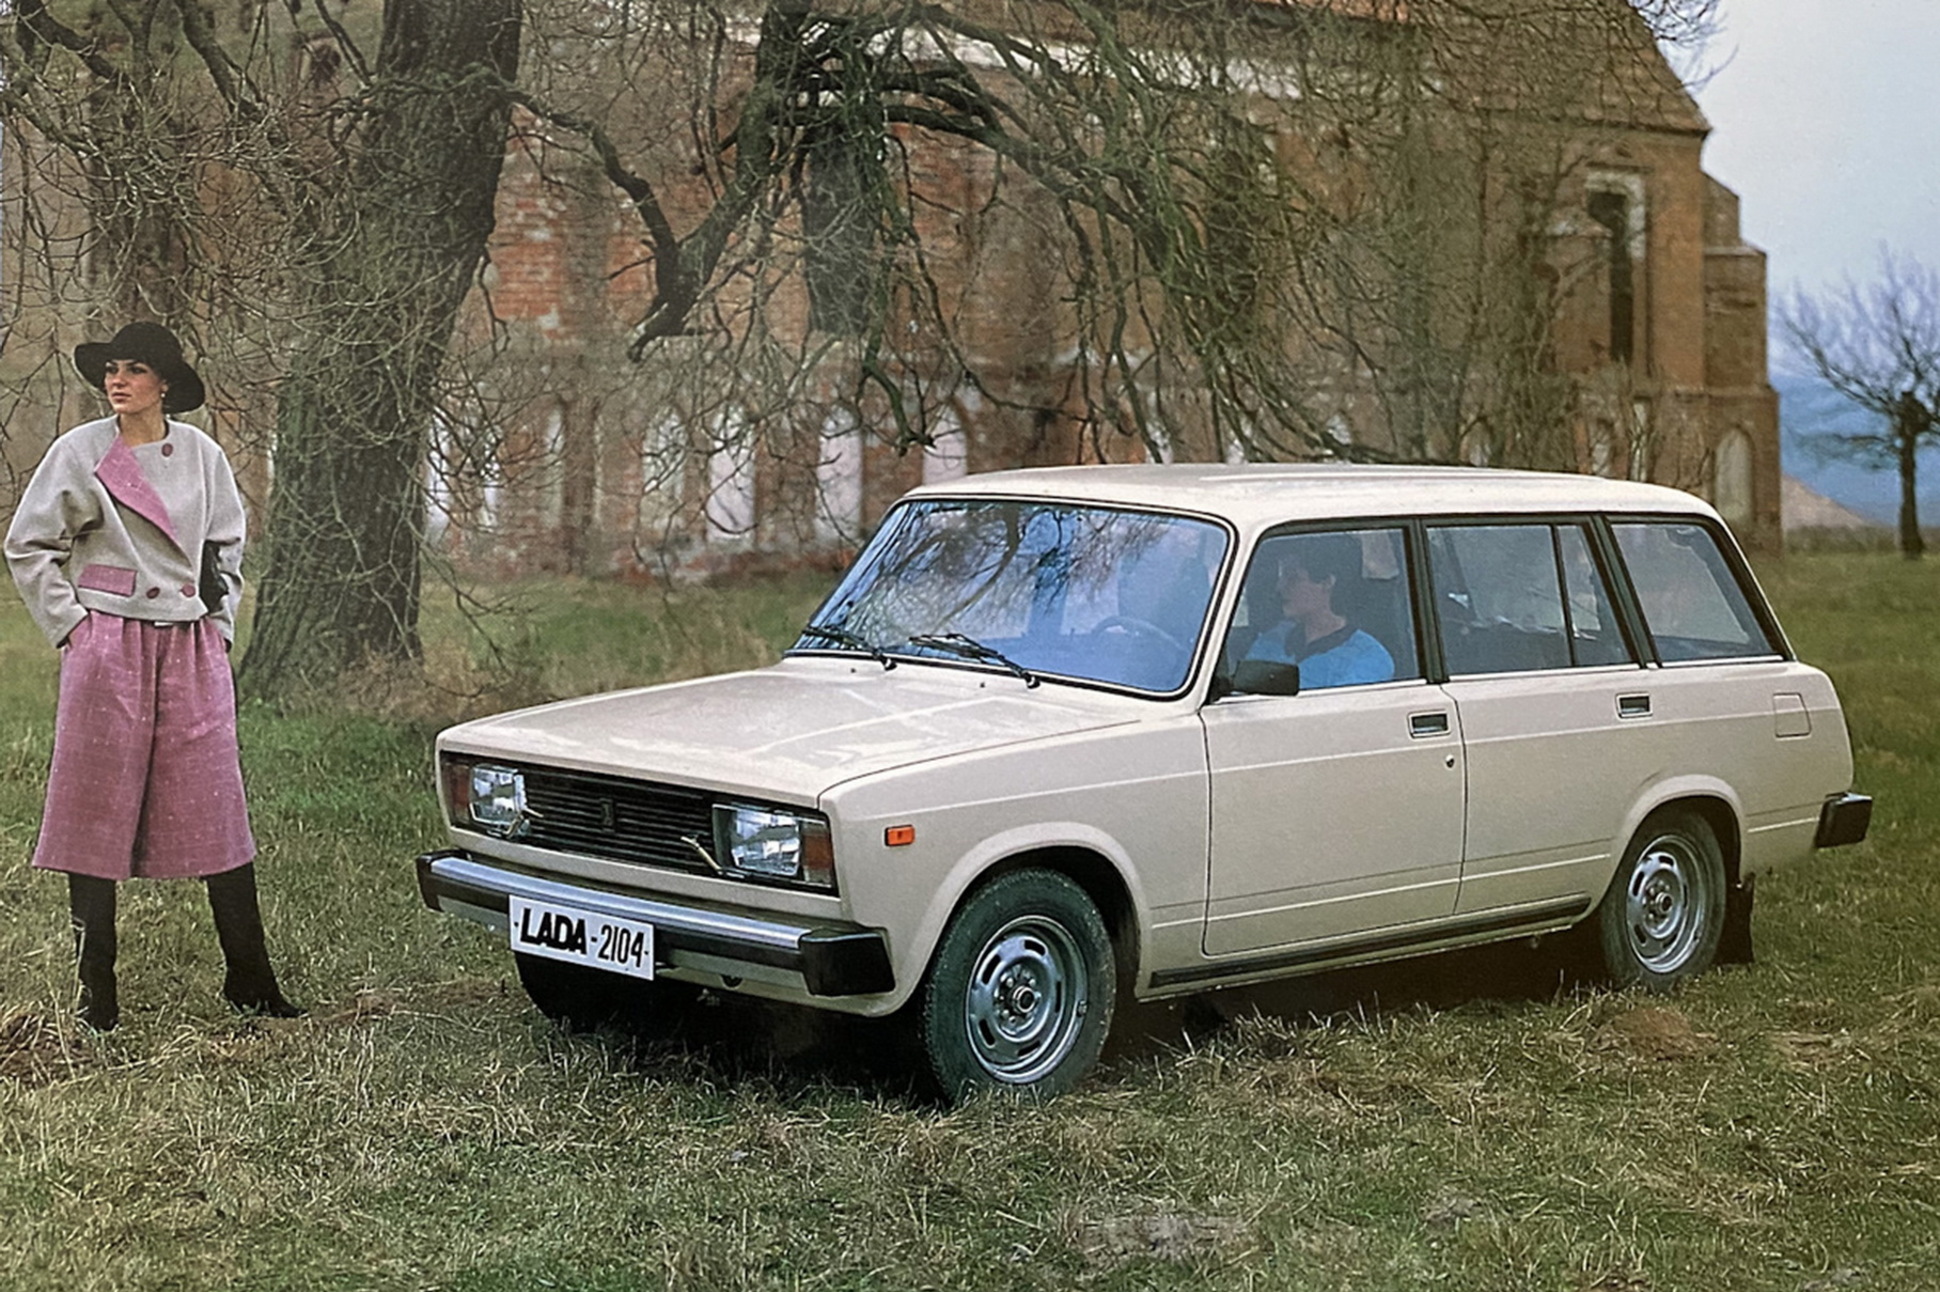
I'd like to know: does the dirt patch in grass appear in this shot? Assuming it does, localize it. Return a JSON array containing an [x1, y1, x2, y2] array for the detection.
[[0, 1011, 95, 1087], [1768, 1029, 1863, 1069], [309, 976, 512, 1027], [1594, 1005, 1714, 1061], [1065, 1209, 1256, 1270], [1420, 1192, 1486, 1227]]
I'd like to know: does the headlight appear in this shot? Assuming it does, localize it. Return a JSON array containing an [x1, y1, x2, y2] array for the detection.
[[713, 804, 835, 889], [468, 763, 528, 836]]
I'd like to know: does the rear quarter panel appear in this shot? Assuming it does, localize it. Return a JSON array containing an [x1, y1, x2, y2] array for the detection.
[[1602, 660, 1855, 888]]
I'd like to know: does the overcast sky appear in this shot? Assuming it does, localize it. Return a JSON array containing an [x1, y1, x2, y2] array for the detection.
[[1690, 0, 1940, 300]]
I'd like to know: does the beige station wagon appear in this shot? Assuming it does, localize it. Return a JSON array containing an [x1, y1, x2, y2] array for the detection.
[[417, 464, 1871, 1098]]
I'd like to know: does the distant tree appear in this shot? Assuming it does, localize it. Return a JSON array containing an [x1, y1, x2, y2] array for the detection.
[[1779, 251, 1940, 558]]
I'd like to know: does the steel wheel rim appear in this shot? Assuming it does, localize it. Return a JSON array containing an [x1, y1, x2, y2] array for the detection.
[[1625, 833, 1713, 975], [962, 914, 1088, 1084]]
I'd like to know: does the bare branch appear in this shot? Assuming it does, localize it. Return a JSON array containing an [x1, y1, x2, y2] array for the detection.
[[13, 0, 127, 86]]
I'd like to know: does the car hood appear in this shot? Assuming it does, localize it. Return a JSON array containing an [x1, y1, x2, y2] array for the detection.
[[437, 657, 1150, 804]]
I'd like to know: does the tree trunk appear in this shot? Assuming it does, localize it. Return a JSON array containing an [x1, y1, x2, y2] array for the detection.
[[241, 0, 522, 695], [1897, 392, 1925, 560]]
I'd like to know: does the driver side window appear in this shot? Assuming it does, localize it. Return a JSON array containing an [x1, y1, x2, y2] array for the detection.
[[1223, 527, 1420, 691]]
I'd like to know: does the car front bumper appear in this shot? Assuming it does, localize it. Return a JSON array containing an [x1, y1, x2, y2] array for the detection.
[[415, 849, 895, 997]]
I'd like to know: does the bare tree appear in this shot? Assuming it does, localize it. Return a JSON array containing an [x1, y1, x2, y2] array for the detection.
[[2, 0, 1724, 694], [240, 1, 521, 692], [1, 0, 521, 693], [510, 0, 1719, 472], [1779, 250, 1940, 558]]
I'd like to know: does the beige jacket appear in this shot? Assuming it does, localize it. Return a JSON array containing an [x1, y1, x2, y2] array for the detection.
[[5, 416, 245, 649]]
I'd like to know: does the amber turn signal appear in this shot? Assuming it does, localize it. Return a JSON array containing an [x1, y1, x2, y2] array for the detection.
[[884, 824, 916, 847]]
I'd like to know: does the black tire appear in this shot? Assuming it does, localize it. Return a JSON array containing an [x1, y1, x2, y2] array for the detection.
[[916, 869, 1116, 1102], [1593, 808, 1727, 991], [514, 953, 697, 1036]]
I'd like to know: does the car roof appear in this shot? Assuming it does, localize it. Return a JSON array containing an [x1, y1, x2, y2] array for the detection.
[[903, 463, 1720, 530]]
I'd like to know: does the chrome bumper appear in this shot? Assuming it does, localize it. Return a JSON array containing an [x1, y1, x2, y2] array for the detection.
[[415, 850, 894, 996]]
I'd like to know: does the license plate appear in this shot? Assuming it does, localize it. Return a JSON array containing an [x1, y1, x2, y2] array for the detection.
[[509, 895, 655, 981]]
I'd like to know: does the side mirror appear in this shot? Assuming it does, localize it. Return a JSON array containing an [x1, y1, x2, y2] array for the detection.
[[1226, 658, 1302, 698]]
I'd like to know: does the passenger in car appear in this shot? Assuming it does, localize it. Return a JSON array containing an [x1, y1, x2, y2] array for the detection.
[[1243, 533, 1395, 689]]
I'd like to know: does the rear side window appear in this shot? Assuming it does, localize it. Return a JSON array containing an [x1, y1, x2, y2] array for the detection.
[[1427, 523, 1638, 674], [1611, 522, 1776, 662], [1558, 526, 1634, 667]]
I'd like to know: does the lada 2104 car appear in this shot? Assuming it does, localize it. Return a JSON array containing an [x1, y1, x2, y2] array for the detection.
[[417, 465, 1871, 1098]]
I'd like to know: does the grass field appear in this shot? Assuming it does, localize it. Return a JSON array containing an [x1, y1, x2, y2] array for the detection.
[[0, 556, 1935, 1291]]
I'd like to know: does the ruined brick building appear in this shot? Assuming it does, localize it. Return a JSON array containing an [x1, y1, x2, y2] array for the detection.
[[0, 3, 1781, 582], [447, 2, 1780, 580]]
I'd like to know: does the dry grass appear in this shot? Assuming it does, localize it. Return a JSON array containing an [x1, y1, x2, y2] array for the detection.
[[0, 554, 1935, 1290]]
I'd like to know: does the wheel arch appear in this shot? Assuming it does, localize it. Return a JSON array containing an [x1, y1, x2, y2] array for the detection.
[[1625, 793, 1744, 891], [960, 845, 1142, 993], [1678, 795, 1745, 890], [1612, 782, 1746, 895], [914, 851, 1127, 1100], [1590, 791, 1739, 990]]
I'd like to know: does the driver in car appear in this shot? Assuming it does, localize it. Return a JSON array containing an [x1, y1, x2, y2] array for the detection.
[[1243, 533, 1395, 689]]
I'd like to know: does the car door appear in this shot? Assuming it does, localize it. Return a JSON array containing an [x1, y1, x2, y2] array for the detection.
[[1200, 525, 1466, 958], [1425, 520, 1651, 916]]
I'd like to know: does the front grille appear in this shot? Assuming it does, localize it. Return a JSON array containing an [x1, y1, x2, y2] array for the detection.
[[513, 764, 716, 874]]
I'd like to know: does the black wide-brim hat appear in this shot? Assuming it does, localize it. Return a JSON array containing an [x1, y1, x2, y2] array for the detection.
[[74, 321, 206, 415]]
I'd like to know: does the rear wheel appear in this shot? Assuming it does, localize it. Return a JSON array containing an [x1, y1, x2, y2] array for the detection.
[[514, 953, 698, 1035], [916, 870, 1115, 1102], [1593, 808, 1726, 991]]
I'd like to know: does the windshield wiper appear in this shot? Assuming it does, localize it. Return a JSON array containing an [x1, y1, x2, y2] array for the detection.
[[798, 623, 896, 670], [908, 632, 1040, 688]]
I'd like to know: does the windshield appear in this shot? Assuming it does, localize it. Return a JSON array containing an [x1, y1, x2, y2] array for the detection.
[[793, 499, 1230, 693]]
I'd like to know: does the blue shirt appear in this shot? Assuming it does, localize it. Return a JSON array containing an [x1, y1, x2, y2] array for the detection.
[[1244, 623, 1395, 690]]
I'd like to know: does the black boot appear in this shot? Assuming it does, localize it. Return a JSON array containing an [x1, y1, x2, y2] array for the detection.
[[68, 874, 120, 1032], [206, 864, 304, 1018]]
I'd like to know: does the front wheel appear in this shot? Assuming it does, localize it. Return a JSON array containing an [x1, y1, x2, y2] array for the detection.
[[916, 870, 1116, 1102], [1593, 808, 1727, 991]]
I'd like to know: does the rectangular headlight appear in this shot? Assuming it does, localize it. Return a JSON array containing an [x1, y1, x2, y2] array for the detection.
[[713, 804, 835, 889], [468, 764, 527, 835]]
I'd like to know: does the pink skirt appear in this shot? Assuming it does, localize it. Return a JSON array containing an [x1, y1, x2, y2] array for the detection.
[[33, 613, 255, 880]]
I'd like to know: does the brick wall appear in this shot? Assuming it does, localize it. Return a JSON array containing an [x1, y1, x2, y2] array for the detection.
[[430, 31, 1786, 579]]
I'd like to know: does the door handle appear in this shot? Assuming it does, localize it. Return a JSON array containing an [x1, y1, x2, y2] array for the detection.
[[1618, 693, 1652, 719], [1409, 711, 1451, 738]]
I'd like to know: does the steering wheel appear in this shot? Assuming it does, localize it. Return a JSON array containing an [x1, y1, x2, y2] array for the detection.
[[1091, 615, 1185, 653]]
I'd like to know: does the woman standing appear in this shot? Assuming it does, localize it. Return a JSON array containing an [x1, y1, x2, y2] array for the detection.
[[5, 322, 300, 1030]]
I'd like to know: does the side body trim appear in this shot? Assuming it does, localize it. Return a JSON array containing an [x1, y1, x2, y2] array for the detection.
[[1150, 896, 1590, 989]]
